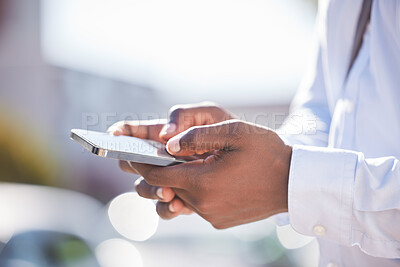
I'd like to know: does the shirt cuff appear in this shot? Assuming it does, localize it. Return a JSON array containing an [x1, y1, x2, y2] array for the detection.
[[288, 145, 359, 245]]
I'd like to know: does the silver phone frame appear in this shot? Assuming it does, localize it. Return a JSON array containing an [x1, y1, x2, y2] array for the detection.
[[70, 129, 185, 166]]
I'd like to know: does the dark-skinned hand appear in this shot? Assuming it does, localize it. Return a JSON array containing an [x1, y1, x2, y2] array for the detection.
[[107, 102, 236, 219], [114, 118, 292, 229]]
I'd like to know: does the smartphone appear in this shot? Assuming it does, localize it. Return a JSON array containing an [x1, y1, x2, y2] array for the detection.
[[70, 129, 185, 166]]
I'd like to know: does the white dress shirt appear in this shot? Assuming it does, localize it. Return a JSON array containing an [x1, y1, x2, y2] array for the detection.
[[279, 0, 400, 266]]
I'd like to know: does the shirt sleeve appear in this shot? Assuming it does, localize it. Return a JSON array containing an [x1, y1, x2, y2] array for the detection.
[[278, 25, 331, 148], [271, 14, 332, 226], [289, 145, 400, 259]]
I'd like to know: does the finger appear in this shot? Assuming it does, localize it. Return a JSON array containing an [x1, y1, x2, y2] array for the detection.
[[170, 188, 200, 215], [108, 119, 167, 143], [159, 102, 234, 141], [107, 120, 134, 135], [134, 177, 175, 202], [170, 199, 194, 215], [131, 160, 205, 189], [119, 160, 138, 174], [166, 120, 244, 156], [156, 198, 192, 220]]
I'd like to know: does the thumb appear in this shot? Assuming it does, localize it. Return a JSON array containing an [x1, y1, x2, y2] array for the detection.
[[159, 122, 178, 141], [158, 113, 190, 142], [159, 103, 221, 141], [166, 120, 243, 156]]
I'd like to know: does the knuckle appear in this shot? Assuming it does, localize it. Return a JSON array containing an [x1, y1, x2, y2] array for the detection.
[[169, 106, 185, 120], [230, 120, 244, 130], [169, 104, 184, 113], [226, 120, 245, 140], [198, 102, 220, 113], [208, 105, 222, 114]]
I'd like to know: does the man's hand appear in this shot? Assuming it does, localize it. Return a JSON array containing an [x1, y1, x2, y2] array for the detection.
[[130, 120, 292, 229], [107, 102, 236, 218]]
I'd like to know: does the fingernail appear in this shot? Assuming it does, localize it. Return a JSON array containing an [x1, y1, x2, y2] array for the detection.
[[156, 187, 164, 199], [166, 136, 181, 154], [169, 203, 176, 213], [160, 123, 176, 136]]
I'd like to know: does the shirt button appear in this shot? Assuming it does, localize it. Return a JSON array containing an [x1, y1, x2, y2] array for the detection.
[[326, 262, 338, 267], [313, 225, 326, 236]]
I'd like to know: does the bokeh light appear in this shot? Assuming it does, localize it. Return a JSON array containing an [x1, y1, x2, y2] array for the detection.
[[108, 192, 159, 241], [95, 239, 143, 267]]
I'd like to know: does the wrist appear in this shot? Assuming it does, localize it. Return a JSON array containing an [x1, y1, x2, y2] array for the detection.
[[274, 144, 292, 214]]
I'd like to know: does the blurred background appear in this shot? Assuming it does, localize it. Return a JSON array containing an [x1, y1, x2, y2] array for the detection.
[[0, 0, 319, 266]]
